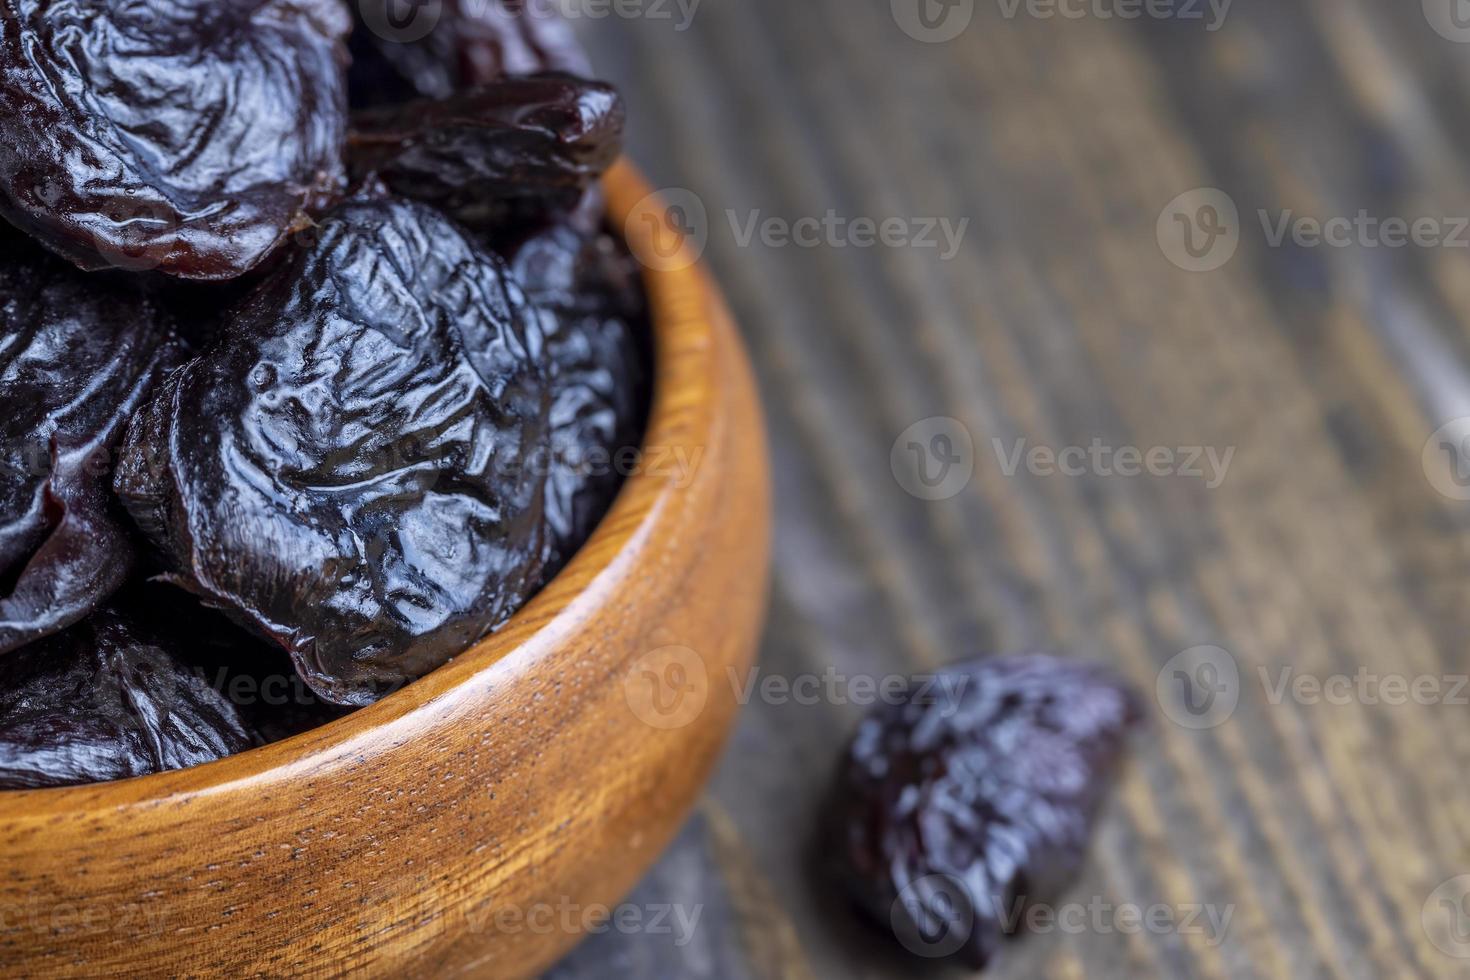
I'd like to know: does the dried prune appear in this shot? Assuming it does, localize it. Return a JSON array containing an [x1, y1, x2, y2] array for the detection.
[[0, 605, 256, 790], [827, 655, 1140, 968], [0, 248, 182, 655], [115, 198, 552, 707], [510, 221, 650, 572], [0, 0, 351, 280], [349, 0, 590, 107], [126, 588, 357, 745], [348, 74, 624, 234]]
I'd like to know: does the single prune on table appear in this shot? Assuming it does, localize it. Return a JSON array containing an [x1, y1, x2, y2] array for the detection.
[[827, 655, 1140, 969], [0, 604, 257, 790], [114, 198, 553, 707], [509, 221, 651, 573], [0, 0, 351, 280], [0, 248, 182, 655], [348, 74, 624, 234], [349, 0, 590, 107]]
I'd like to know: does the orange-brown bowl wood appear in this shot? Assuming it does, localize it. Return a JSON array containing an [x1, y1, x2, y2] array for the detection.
[[0, 163, 771, 979]]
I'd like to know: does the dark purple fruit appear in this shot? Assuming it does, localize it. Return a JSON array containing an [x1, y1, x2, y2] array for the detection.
[[347, 74, 624, 235], [349, 0, 590, 107], [508, 219, 650, 573], [0, 605, 257, 790], [114, 198, 552, 707], [0, 0, 350, 279], [828, 655, 1141, 969], [0, 247, 182, 655]]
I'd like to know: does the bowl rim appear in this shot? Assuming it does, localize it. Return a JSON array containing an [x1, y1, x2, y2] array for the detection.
[[0, 161, 707, 809]]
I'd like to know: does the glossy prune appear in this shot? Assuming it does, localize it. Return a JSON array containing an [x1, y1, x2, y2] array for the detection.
[[0, 605, 256, 790], [509, 221, 650, 572], [0, 0, 351, 280], [827, 655, 1140, 968], [115, 198, 552, 707], [348, 74, 624, 234], [126, 588, 357, 745], [0, 249, 182, 655], [349, 0, 590, 107]]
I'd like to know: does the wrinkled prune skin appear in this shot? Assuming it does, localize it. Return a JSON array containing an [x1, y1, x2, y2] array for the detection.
[[828, 655, 1140, 969], [348, 74, 624, 233], [509, 221, 650, 572], [126, 586, 358, 745], [0, 250, 182, 654], [115, 198, 552, 706], [0, 605, 256, 790], [0, 0, 351, 280], [349, 0, 590, 107]]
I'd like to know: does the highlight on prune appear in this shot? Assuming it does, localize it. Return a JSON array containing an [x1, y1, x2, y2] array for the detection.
[[115, 198, 554, 707], [349, 0, 590, 106], [0, 604, 256, 790], [826, 655, 1140, 969], [0, 0, 351, 280], [0, 249, 182, 655], [348, 74, 624, 233]]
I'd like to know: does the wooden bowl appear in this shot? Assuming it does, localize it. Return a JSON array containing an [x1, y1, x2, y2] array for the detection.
[[0, 164, 771, 978]]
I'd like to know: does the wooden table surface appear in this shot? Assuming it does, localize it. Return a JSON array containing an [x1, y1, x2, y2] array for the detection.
[[551, 2, 1470, 977]]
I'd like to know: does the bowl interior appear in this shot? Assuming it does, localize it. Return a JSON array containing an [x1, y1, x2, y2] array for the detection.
[[0, 161, 701, 807]]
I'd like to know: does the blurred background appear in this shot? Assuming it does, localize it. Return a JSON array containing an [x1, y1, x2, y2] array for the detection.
[[552, 1, 1470, 977]]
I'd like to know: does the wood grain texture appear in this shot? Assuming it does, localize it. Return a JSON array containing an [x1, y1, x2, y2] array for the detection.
[[553, 3, 1470, 978], [0, 165, 772, 979]]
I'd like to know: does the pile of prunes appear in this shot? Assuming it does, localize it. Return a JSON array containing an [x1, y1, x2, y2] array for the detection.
[[0, 0, 649, 789]]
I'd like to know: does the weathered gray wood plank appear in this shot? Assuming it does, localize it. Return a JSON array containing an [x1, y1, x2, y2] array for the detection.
[[553, 3, 1470, 976]]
